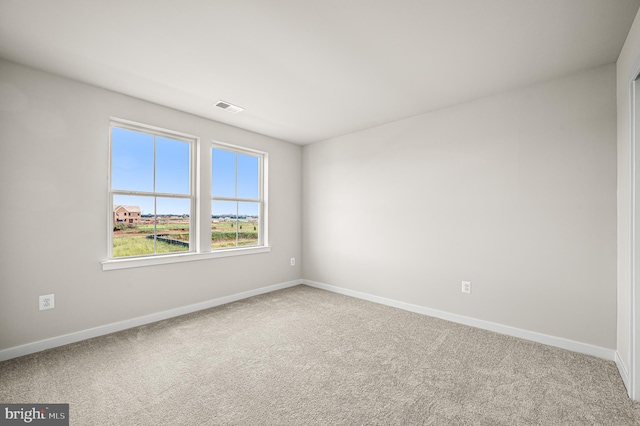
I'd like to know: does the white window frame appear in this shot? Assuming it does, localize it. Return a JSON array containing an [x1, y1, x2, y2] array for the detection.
[[106, 118, 197, 260], [211, 141, 269, 250], [102, 119, 270, 271]]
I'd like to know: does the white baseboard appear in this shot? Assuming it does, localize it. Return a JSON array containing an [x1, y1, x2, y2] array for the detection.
[[615, 352, 631, 394], [1, 278, 618, 365], [302, 279, 616, 361], [0, 279, 302, 362]]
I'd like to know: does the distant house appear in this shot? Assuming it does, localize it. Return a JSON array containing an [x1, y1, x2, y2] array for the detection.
[[113, 205, 141, 224]]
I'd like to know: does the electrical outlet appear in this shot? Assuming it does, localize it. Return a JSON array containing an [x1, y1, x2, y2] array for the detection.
[[39, 294, 55, 310], [461, 281, 471, 294], [290, 257, 296, 266]]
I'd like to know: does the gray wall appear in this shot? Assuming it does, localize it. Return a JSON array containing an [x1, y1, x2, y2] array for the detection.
[[616, 8, 640, 376], [0, 59, 302, 351], [303, 64, 617, 349], [0, 56, 621, 355]]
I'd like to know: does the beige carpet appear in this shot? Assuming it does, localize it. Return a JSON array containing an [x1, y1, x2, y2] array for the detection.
[[1, 285, 639, 425]]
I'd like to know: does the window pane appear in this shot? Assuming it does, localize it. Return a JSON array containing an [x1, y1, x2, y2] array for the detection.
[[155, 197, 190, 253], [113, 195, 154, 257], [238, 202, 259, 247], [237, 154, 259, 200], [111, 127, 154, 192], [212, 148, 236, 198], [156, 137, 190, 195], [212, 200, 237, 249]]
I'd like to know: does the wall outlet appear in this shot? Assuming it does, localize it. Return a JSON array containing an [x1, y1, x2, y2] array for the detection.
[[39, 294, 55, 310], [290, 257, 296, 266], [461, 281, 471, 294]]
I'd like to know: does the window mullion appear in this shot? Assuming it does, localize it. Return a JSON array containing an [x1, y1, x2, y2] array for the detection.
[[153, 196, 157, 254], [153, 135, 157, 254], [211, 196, 259, 203], [114, 192, 192, 199], [235, 153, 239, 247], [235, 202, 239, 247]]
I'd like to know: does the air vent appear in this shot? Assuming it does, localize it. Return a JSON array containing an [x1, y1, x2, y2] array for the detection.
[[214, 100, 244, 114]]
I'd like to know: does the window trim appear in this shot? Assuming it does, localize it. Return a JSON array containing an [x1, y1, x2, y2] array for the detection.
[[211, 141, 269, 250], [107, 118, 197, 260], [102, 119, 271, 271], [102, 246, 272, 270]]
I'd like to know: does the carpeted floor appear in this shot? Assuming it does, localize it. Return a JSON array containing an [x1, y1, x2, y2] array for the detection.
[[1, 285, 639, 425]]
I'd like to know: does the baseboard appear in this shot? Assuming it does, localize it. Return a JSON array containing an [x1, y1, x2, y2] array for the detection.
[[615, 351, 631, 394], [302, 279, 616, 361], [2, 278, 617, 364], [0, 279, 302, 362]]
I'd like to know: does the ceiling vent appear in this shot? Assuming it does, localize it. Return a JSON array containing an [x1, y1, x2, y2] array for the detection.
[[214, 100, 244, 114]]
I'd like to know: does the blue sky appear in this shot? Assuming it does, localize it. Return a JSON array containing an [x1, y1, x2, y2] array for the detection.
[[112, 127, 259, 217]]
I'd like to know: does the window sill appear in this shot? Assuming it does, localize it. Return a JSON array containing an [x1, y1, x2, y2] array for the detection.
[[102, 246, 272, 271]]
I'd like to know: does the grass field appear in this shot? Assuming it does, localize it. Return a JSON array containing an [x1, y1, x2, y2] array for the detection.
[[211, 220, 258, 248], [113, 219, 259, 257], [113, 236, 189, 257]]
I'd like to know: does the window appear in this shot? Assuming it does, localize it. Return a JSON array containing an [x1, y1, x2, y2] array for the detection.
[[109, 120, 195, 259], [212, 145, 264, 249], [105, 119, 269, 269]]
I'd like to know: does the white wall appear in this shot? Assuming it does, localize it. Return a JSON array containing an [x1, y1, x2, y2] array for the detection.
[[303, 64, 617, 349], [0, 59, 302, 352], [616, 8, 640, 391]]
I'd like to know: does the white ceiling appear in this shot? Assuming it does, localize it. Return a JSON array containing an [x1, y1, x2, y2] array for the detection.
[[0, 0, 638, 145]]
